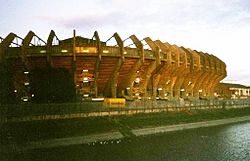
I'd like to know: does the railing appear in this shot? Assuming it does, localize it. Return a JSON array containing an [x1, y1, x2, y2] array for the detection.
[[51, 45, 61, 54], [160, 52, 167, 59], [6, 47, 21, 57], [27, 46, 47, 55], [128, 99, 250, 109], [179, 55, 185, 63], [102, 46, 120, 56], [124, 47, 139, 57], [144, 49, 155, 58], [6, 46, 75, 57], [5, 46, 163, 59], [0, 99, 249, 118]]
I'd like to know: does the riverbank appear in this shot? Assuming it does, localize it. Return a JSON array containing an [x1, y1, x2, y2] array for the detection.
[[3, 115, 250, 152], [1, 107, 250, 151]]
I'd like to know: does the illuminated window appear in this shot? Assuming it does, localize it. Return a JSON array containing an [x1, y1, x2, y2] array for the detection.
[[75, 47, 97, 53], [135, 78, 140, 83], [82, 69, 88, 73], [61, 49, 68, 53], [83, 77, 89, 83], [103, 50, 109, 54], [40, 50, 46, 53]]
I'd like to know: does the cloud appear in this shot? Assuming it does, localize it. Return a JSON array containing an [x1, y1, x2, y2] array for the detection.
[[37, 11, 128, 30], [226, 72, 250, 86], [36, 0, 250, 36]]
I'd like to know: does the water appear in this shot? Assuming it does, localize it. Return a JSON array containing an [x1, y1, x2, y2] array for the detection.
[[5, 121, 250, 161]]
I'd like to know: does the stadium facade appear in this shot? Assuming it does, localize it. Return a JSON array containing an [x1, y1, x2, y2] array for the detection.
[[0, 30, 227, 102]]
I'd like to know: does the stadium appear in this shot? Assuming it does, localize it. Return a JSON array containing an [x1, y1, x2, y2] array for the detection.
[[0, 30, 227, 103]]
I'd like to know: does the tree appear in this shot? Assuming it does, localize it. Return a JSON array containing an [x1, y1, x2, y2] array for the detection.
[[30, 67, 76, 103], [0, 63, 16, 104]]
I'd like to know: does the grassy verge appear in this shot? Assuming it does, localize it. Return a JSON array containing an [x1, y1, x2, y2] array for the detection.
[[117, 107, 250, 129], [1, 107, 250, 145], [0, 117, 119, 145]]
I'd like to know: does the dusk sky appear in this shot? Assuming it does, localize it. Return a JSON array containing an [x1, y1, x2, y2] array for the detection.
[[1, 0, 250, 85]]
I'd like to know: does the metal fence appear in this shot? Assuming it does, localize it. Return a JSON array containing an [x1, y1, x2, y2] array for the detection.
[[0, 99, 250, 118], [127, 99, 250, 109]]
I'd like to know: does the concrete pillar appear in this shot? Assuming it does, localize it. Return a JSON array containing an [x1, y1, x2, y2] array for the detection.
[[200, 53, 214, 98], [154, 40, 172, 99], [162, 43, 179, 99], [209, 59, 227, 98], [140, 61, 157, 98], [72, 29, 77, 87], [93, 31, 101, 97], [179, 47, 194, 99], [192, 51, 208, 98], [21, 31, 36, 66], [118, 35, 144, 98], [46, 30, 56, 67], [0, 33, 16, 63], [206, 55, 220, 98], [104, 33, 124, 98], [144, 37, 162, 100], [171, 46, 190, 99], [119, 59, 143, 97], [185, 49, 201, 99]]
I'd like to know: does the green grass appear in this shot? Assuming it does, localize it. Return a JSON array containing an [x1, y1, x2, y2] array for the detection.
[[1, 107, 250, 145], [117, 108, 250, 129], [0, 117, 119, 144]]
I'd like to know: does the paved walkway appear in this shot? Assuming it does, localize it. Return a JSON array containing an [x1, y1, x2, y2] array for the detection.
[[132, 115, 250, 136], [3, 115, 250, 152]]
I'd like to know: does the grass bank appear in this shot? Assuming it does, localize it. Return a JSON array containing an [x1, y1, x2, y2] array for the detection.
[[1, 107, 250, 145]]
